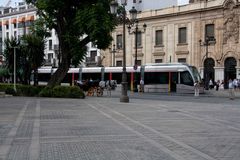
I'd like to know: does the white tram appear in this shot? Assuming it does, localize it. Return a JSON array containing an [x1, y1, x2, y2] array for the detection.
[[37, 63, 204, 93]]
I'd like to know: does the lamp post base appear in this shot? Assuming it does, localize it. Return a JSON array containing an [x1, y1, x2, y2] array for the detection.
[[120, 81, 129, 103], [120, 95, 129, 103]]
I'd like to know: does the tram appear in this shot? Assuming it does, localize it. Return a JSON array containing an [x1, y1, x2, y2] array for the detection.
[[37, 63, 204, 93]]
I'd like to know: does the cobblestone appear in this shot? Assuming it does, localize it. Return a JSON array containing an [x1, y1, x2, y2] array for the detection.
[[0, 95, 239, 160]]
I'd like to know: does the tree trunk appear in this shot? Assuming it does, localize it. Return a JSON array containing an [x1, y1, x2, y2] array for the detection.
[[33, 68, 38, 86], [47, 46, 71, 87]]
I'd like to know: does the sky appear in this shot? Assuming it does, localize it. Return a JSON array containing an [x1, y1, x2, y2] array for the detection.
[[0, 0, 189, 7], [0, 0, 22, 7]]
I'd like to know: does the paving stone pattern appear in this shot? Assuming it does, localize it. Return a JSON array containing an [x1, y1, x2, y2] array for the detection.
[[0, 96, 240, 160]]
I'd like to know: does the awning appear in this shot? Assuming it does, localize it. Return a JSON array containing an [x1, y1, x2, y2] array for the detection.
[[11, 18, 17, 24], [3, 20, 9, 25], [26, 15, 34, 21], [18, 17, 25, 23]]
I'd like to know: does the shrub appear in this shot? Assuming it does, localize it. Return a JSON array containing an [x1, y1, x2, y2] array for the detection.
[[0, 83, 85, 98], [0, 83, 13, 92], [39, 86, 53, 97], [68, 86, 85, 98], [17, 85, 41, 96], [5, 87, 16, 95], [52, 86, 70, 98]]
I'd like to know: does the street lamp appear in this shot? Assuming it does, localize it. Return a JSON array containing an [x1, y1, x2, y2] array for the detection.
[[199, 36, 216, 90], [10, 46, 19, 92], [110, 0, 130, 103], [13, 47, 17, 92], [128, 7, 146, 92]]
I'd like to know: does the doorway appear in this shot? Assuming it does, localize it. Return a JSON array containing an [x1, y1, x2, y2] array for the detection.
[[224, 57, 236, 89], [204, 58, 215, 89]]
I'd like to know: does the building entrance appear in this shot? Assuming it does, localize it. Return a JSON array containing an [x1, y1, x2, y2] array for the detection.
[[204, 58, 215, 90], [224, 57, 236, 89]]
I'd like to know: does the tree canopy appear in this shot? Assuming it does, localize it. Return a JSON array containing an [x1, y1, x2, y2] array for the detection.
[[25, 0, 117, 87]]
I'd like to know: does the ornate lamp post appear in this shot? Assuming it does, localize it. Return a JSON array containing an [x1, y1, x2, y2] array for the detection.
[[199, 36, 216, 90], [128, 7, 146, 92], [110, 0, 130, 102]]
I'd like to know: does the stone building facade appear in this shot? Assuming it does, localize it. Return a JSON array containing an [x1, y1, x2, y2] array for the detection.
[[104, 0, 240, 86]]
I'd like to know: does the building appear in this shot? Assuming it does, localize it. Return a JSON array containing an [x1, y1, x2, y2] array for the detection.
[[105, 0, 240, 87]]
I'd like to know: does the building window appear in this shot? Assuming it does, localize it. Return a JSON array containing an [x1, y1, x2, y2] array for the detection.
[[48, 53, 53, 61], [49, 40, 52, 50], [155, 59, 162, 63], [13, 23, 17, 29], [155, 30, 163, 46], [205, 24, 215, 40], [6, 32, 9, 39], [178, 58, 186, 63], [91, 42, 96, 48], [90, 50, 97, 61], [6, 24, 9, 30], [116, 61, 122, 66], [178, 27, 187, 44], [116, 34, 122, 49]]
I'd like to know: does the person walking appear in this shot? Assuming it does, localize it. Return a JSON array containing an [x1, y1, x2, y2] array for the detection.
[[194, 81, 199, 96], [228, 79, 235, 100], [139, 78, 144, 93]]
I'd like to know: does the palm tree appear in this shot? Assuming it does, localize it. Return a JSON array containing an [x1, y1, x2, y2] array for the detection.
[[3, 37, 21, 83], [21, 34, 45, 85]]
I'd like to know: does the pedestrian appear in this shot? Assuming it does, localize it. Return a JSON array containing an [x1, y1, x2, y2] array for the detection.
[[228, 79, 235, 100], [215, 80, 220, 91], [194, 80, 199, 96], [139, 78, 144, 92], [209, 79, 214, 89]]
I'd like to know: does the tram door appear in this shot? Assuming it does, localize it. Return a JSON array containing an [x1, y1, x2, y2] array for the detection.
[[224, 57, 237, 89], [204, 58, 215, 90]]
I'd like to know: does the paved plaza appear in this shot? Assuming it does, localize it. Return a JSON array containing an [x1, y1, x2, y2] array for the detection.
[[0, 91, 240, 160]]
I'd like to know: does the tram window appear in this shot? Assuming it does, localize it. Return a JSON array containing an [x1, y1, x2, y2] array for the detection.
[[145, 72, 169, 84], [171, 72, 178, 84], [180, 71, 193, 86]]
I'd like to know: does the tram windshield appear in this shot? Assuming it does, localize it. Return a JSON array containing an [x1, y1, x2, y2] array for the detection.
[[189, 66, 202, 82]]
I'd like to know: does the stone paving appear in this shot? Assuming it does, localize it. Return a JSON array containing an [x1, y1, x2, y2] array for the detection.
[[0, 94, 240, 160]]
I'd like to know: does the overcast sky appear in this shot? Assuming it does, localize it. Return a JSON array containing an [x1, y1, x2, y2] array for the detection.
[[1, 0, 189, 7]]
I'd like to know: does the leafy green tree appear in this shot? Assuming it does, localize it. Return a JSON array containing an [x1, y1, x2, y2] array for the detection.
[[21, 34, 45, 85], [25, 0, 117, 87]]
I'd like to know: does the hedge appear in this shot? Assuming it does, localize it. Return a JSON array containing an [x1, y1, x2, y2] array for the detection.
[[0, 83, 85, 99]]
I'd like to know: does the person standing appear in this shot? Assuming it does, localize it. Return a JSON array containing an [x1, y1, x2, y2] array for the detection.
[[228, 79, 235, 100], [209, 79, 214, 89], [194, 81, 199, 96], [139, 78, 144, 93]]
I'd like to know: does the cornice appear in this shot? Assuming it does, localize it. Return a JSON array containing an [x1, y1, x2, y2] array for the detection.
[[0, 8, 37, 18]]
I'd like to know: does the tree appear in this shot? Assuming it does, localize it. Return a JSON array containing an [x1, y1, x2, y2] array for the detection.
[[21, 34, 45, 85], [4, 28, 46, 85], [26, 0, 117, 87], [3, 37, 22, 83]]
